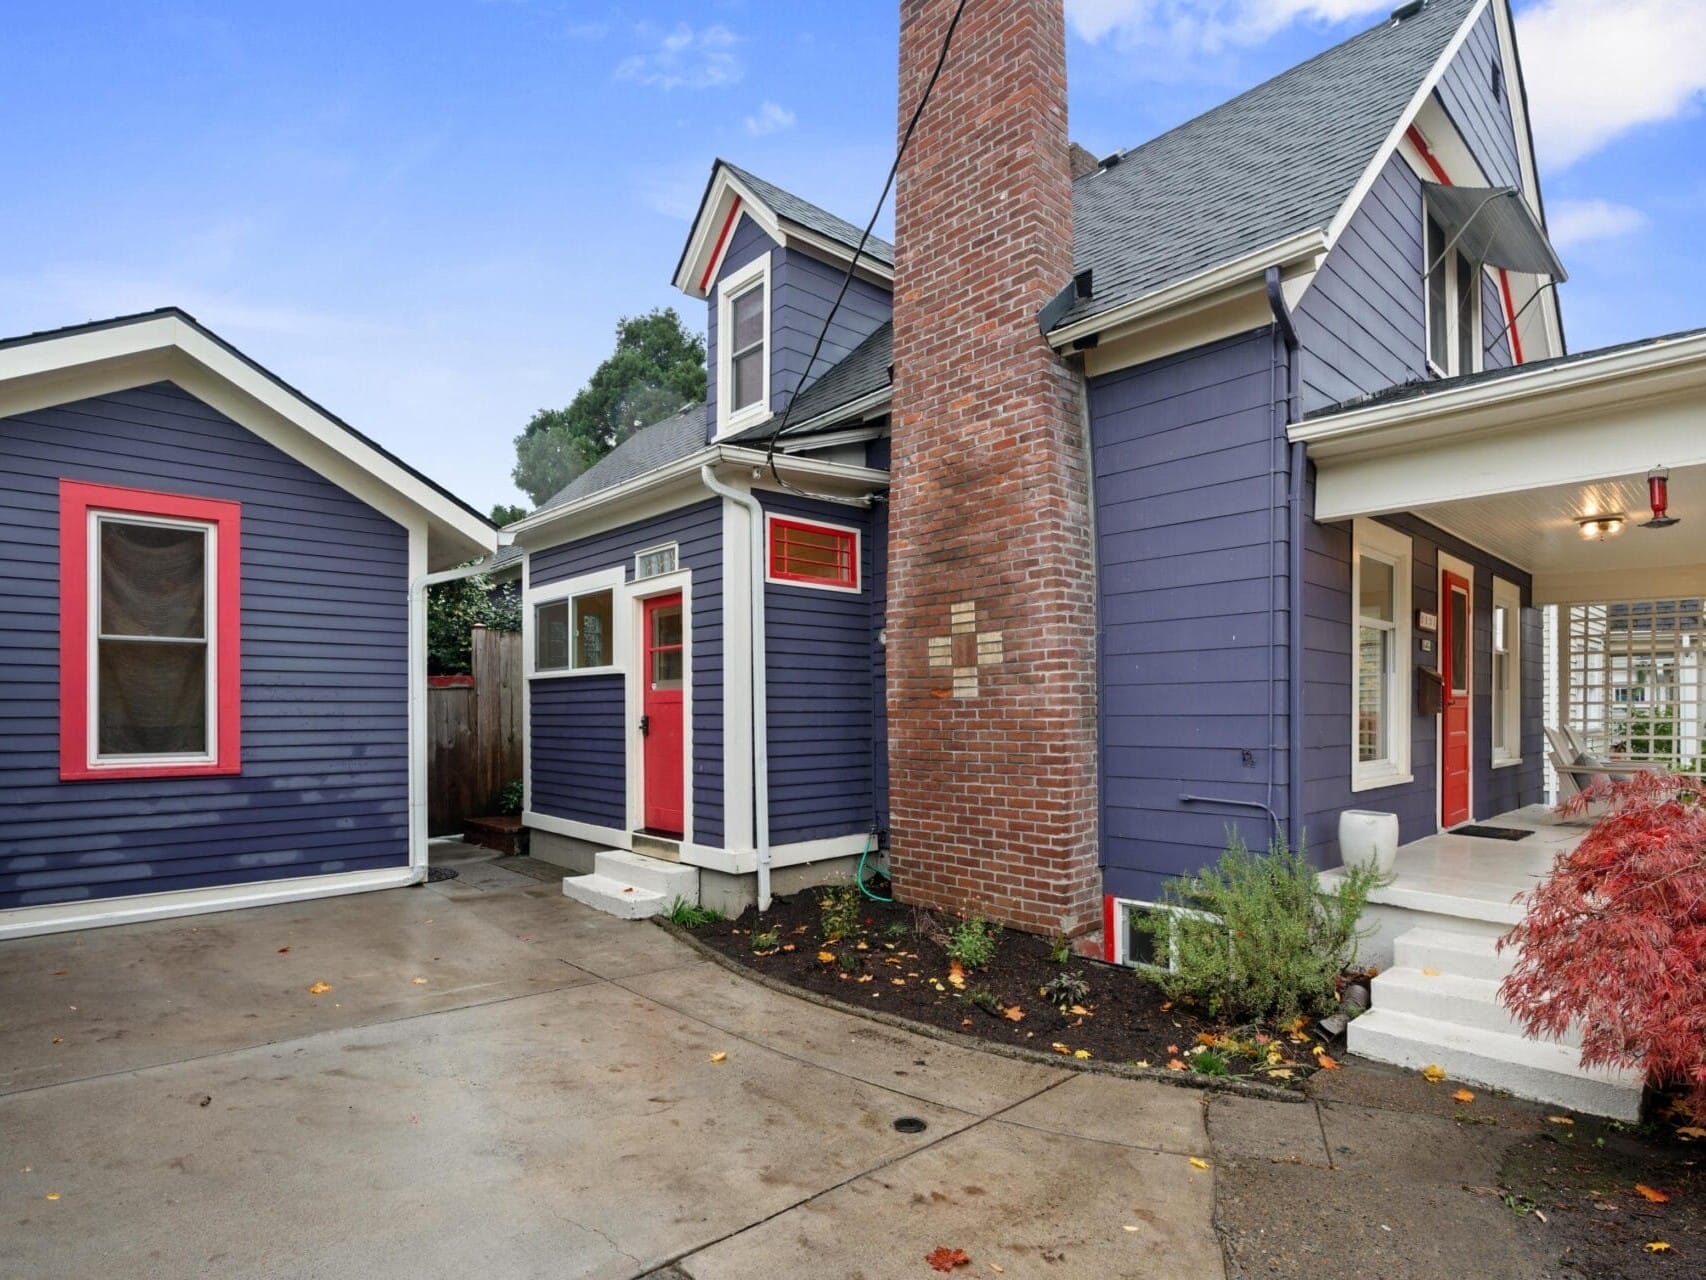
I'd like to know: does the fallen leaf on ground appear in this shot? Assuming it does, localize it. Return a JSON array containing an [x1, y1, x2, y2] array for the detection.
[[1197, 1032, 1220, 1046], [1547, 1115, 1575, 1126], [1051, 1043, 1071, 1055], [1189, 1157, 1211, 1170], [307, 981, 332, 996], [1068, 1004, 1091, 1016], [1167, 1058, 1188, 1071], [1159, 1001, 1174, 1012], [45, 1192, 59, 1201], [817, 951, 836, 963], [1422, 967, 1441, 976], [1268, 1068, 1294, 1080], [947, 961, 967, 990], [1133, 1060, 1150, 1069], [1677, 1126, 1706, 1140], [925, 1245, 970, 1271], [709, 1051, 728, 1064], [1166, 1044, 1180, 1055], [780, 943, 796, 953], [791, 925, 808, 935], [989, 1265, 1004, 1275], [1001, 1005, 1025, 1022], [1644, 1242, 1671, 1253], [1122, 1224, 1139, 1232], [277, 947, 289, 955], [1635, 1184, 1670, 1203], [1452, 1089, 1476, 1104], [411, 977, 428, 985], [51, 1037, 62, 1045], [1073, 1049, 1092, 1060], [1317, 1052, 1343, 1070], [1421, 1064, 1446, 1083]]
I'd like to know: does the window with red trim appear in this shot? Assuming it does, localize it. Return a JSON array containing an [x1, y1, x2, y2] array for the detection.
[[768, 516, 859, 591], [59, 480, 242, 780]]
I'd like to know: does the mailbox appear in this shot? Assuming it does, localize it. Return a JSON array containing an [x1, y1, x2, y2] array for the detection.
[[1417, 666, 1443, 716]]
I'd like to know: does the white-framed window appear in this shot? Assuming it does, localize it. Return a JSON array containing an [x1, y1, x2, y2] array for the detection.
[[634, 543, 678, 581], [1492, 577, 1523, 766], [1351, 519, 1413, 791], [715, 253, 770, 437], [526, 567, 626, 678], [765, 512, 861, 593], [1424, 212, 1482, 378]]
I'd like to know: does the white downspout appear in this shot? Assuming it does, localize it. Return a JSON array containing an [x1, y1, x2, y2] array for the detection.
[[699, 462, 772, 912]]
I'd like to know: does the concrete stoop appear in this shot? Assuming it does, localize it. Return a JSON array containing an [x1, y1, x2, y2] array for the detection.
[[561, 849, 698, 920], [1348, 926, 1643, 1121]]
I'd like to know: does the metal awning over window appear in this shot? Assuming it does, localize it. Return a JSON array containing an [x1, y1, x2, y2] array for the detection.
[[1423, 183, 1569, 282]]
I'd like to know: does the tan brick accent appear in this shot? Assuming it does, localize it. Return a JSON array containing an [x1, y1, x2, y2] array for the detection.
[[886, 0, 1100, 941]]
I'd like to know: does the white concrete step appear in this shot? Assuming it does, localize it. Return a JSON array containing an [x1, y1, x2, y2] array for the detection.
[[1393, 926, 1513, 982], [594, 849, 698, 899], [1348, 1007, 1642, 1121], [1373, 966, 1581, 1049], [561, 874, 669, 920]]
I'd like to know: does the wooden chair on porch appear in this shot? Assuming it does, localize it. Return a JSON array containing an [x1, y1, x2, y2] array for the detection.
[[1544, 726, 1666, 801]]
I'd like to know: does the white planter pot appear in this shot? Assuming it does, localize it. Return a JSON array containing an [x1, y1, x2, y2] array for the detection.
[[1338, 810, 1398, 875]]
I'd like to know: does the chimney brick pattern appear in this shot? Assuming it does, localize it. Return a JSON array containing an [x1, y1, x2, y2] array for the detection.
[[887, 0, 1100, 940]]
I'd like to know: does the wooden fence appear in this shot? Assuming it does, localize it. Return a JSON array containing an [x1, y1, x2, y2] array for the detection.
[[428, 625, 523, 835]]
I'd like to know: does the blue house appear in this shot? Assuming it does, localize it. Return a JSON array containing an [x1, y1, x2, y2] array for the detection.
[[0, 309, 499, 937], [518, 0, 1699, 1115]]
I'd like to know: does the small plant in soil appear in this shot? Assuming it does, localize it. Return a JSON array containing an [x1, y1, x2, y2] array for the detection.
[[945, 916, 1000, 970], [665, 898, 723, 927], [750, 928, 781, 954], [818, 886, 862, 943], [965, 989, 1000, 1014], [1191, 1047, 1232, 1077], [1040, 972, 1090, 1009], [1047, 935, 1073, 966], [883, 921, 910, 942], [837, 949, 863, 974]]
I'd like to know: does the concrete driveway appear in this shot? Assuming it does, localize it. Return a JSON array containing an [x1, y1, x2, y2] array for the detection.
[[2, 847, 1222, 1279]]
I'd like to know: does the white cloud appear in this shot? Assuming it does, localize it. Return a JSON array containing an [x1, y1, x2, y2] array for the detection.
[[1065, 0, 1387, 53], [1516, 0, 1706, 169], [743, 100, 796, 137], [1547, 198, 1648, 250], [615, 23, 742, 91]]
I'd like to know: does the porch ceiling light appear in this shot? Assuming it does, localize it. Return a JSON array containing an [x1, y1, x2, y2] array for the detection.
[[1577, 514, 1626, 540], [1642, 467, 1680, 529]]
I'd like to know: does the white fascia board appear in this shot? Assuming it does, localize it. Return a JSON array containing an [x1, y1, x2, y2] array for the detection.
[[778, 226, 894, 289], [1045, 229, 1329, 352], [675, 168, 783, 298], [1291, 330, 1706, 456], [718, 445, 889, 499], [0, 314, 497, 568], [508, 447, 722, 540], [1324, 0, 1491, 249], [771, 388, 892, 449]]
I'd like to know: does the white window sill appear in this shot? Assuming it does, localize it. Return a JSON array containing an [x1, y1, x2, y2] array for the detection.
[[715, 403, 770, 439], [1491, 754, 1522, 770], [1351, 766, 1413, 793], [529, 666, 624, 680]]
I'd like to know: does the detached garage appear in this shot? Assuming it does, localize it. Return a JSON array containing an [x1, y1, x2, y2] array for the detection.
[[0, 308, 498, 937]]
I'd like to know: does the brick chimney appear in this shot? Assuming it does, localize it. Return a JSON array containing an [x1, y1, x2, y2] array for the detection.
[[886, 0, 1100, 941]]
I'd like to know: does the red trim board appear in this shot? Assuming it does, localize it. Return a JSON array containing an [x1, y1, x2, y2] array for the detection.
[[698, 196, 745, 294], [59, 479, 242, 780]]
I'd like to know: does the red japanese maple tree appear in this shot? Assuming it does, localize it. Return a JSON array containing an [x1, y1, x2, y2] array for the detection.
[[1499, 771, 1706, 1112]]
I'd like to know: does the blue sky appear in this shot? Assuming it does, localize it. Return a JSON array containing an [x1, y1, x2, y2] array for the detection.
[[3, 1, 1702, 514]]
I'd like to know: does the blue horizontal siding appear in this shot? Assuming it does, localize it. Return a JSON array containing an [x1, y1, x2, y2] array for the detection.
[[1436, 5, 1521, 190], [760, 491, 878, 845], [0, 382, 409, 910], [528, 500, 724, 844], [1091, 329, 1290, 902]]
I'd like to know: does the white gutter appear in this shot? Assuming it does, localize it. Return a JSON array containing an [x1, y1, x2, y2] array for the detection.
[[1046, 229, 1328, 351], [696, 464, 772, 911]]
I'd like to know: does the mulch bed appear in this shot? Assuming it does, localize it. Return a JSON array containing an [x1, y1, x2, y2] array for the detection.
[[683, 885, 1338, 1088], [1500, 1104, 1704, 1276]]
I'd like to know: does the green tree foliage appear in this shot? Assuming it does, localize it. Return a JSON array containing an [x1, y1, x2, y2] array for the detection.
[[512, 309, 706, 504], [427, 576, 520, 676], [489, 502, 528, 527]]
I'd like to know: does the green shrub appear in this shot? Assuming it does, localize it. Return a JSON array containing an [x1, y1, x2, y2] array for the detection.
[[1133, 831, 1383, 1023], [818, 885, 862, 942], [664, 898, 723, 927], [1040, 972, 1090, 1009], [945, 916, 1000, 969], [1047, 935, 1073, 965], [750, 928, 781, 953], [496, 779, 524, 817]]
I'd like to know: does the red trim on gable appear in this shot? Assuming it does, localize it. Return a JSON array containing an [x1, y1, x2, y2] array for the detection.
[[698, 196, 745, 294], [1405, 125, 1525, 365], [1102, 894, 1117, 963], [59, 480, 242, 781], [768, 516, 858, 589]]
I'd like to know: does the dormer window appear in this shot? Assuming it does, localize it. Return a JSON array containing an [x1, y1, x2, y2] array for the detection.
[[716, 253, 770, 435], [1425, 213, 1481, 377]]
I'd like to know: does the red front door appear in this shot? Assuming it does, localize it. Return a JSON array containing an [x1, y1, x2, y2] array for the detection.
[[1440, 570, 1471, 828], [642, 594, 685, 835]]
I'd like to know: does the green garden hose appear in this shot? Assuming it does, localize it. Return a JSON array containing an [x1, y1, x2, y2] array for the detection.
[[856, 830, 891, 902]]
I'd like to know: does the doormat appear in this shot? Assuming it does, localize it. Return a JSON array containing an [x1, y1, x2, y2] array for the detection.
[[1450, 824, 1533, 841]]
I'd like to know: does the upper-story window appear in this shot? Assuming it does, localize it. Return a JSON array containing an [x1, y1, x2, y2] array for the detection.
[[716, 254, 770, 436], [1425, 213, 1481, 378]]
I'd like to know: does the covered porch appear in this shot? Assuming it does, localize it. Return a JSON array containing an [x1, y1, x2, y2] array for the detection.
[[1294, 330, 1706, 1120]]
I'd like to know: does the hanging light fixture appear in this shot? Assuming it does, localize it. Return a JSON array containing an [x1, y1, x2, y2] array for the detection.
[[1641, 467, 1680, 529], [1577, 514, 1626, 540]]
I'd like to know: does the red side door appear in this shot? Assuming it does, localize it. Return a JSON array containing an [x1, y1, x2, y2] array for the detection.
[[1440, 570, 1471, 829], [641, 594, 685, 835]]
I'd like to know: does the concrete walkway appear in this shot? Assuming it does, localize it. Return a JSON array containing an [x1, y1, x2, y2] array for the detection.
[[1, 847, 1223, 1279]]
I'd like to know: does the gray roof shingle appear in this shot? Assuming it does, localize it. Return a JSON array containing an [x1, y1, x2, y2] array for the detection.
[[1056, 0, 1478, 331], [725, 321, 892, 445], [723, 162, 895, 268], [533, 403, 708, 513]]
